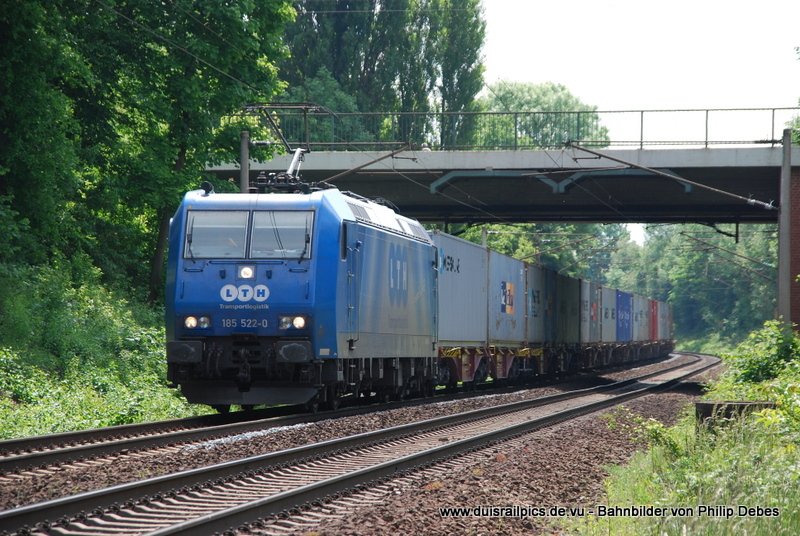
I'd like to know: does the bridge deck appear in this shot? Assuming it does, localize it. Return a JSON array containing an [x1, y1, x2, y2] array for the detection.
[[209, 147, 798, 224]]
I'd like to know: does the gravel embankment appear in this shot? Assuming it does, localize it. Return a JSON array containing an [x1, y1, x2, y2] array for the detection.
[[0, 355, 702, 511], [294, 379, 715, 535]]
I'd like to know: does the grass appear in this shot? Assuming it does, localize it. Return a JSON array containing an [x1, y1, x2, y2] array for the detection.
[[567, 321, 800, 535], [0, 260, 207, 439]]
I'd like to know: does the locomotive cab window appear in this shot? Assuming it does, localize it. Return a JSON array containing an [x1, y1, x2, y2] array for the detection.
[[184, 211, 248, 259], [250, 211, 314, 259]]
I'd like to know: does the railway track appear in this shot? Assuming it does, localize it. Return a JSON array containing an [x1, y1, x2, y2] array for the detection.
[[0, 354, 716, 535], [0, 357, 678, 476]]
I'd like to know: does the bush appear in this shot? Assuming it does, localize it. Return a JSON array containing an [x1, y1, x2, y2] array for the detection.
[[723, 320, 800, 384], [568, 321, 800, 535], [0, 260, 206, 439]]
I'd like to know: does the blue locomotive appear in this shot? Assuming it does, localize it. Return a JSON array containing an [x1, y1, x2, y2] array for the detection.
[[166, 151, 673, 412], [166, 151, 438, 411]]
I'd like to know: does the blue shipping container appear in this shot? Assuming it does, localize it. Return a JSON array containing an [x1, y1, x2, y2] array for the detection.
[[616, 290, 632, 342]]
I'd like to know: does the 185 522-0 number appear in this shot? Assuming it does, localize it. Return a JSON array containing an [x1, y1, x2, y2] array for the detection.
[[221, 318, 268, 328]]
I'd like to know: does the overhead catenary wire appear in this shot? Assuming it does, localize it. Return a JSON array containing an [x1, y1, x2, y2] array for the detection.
[[94, 0, 268, 97]]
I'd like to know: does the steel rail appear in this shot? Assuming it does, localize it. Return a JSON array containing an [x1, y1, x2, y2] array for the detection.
[[0, 355, 707, 533], [154, 355, 718, 536], [0, 357, 676, 474]]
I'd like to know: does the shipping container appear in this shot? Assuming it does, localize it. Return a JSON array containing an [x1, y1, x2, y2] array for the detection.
[[526, 263, 545, 343], [649, 299, 659, 341], [556, 274, 580, 344], [633, 295, 650, 342], [488, 249, 527, 346], [542, 267, 558, 343], [430, 231, 488, 347], [580, 280, 602, 343], [616, 290, 633, 342], [658, 301, 671, 341], [601, 286, 617, 343]]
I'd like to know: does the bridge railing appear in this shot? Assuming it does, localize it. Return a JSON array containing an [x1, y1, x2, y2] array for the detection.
[[271, 107, 799, 151]]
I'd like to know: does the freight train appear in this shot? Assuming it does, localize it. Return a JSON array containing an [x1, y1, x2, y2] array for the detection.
[[165, 154, 673, 412]]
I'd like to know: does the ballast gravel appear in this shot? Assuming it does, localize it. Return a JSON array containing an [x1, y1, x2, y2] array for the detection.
[[310, 390, 704, 536], [0, 355, 705, 515]]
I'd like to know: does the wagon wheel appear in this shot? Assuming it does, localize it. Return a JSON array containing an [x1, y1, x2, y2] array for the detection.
[[507, 358, 521, 382], [473, 358, 489, 385], [304, 395, 320, 414]]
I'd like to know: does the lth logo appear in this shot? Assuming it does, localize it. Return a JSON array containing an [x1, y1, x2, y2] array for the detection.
[[220, 284, 270, 302]]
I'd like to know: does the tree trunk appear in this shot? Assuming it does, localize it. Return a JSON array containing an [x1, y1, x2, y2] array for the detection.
[[147, 206, 172, 304], [148, 144, 187, 304]]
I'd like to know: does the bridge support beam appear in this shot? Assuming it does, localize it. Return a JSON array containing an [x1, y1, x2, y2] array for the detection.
[[790, 166, 800, 325], [779, 128, 799, 325]]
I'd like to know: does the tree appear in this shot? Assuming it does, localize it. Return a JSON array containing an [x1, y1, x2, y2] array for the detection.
[[478, 81, 610, 148], [1, 0, 295, 299], [280, 0, 485, 145], [0, 1, 84, 264], [454, 222, 626, 281], [604, 224, 777, 343], [433, 0, 485, 148]]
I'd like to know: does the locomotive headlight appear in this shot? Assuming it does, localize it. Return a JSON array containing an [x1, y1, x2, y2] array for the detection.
[[238, 265, 255, 279], [184, 315, 211, 329], [279, 315, 307, 330]]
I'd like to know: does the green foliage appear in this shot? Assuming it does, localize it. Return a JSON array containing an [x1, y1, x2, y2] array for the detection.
[[722, 320, 800, 384], [452, 222, 625, 281], [478, 82, 610, 148], [281, 67, 374, 147], [570, 321, 800, 536], [605, 224, 777, 344], [0, 261, 205, 438], [282, 0, 485, 145], [0, 0, 294, 300], [573, 415, 800, 536]]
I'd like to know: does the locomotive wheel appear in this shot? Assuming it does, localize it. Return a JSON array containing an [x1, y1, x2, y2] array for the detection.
[[325, 385, 341, 411], [212, 404, 230, 414]]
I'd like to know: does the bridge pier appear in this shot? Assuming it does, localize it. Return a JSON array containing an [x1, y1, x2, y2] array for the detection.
[[791, 167, 800, 325]]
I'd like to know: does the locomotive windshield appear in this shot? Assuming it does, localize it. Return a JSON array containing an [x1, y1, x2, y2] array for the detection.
[[183, 210, 313, 260], [184, 211, 248, 258], [251, 211, 313, 259]]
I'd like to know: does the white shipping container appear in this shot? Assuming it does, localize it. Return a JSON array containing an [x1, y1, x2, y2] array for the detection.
[[633, 295, 650, 342], [526, 263, 545, 343], [581, 280, 602, 344], [601, 286, 618, 343], [431, 231, 488, 346], [488, 249, 526, 346], [658, 301, 671, 340]]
